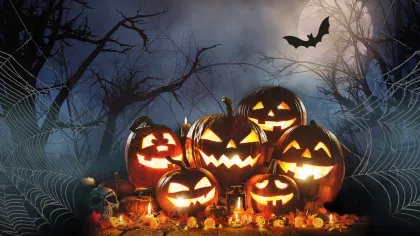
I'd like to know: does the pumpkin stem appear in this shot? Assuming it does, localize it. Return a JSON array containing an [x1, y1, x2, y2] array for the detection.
[[222, 96, 234, 116], [114, 170, 120, 182], [165, 156, 188, 171], [309, 120, 318, 126], [268, 159, 278, 174], [129, 116, 154, 132]]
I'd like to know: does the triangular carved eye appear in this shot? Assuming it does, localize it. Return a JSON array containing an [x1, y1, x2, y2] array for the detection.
[[283, 140, 300, 154], [201, 129, 222, 142], [277, 102, 290, 110], [252, 101, 264, 110], [240, 131, 260, 144], [314, 142, 331, 158]]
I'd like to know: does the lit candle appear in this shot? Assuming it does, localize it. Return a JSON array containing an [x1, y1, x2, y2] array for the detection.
[[143, 202, 154, 224], [329, 214, 333, 226], [230, 213, 242, 228], [181, 117, 191, 137], [81, 177, 95, 186], [237, 197, 241, 210], [119, 215, 127, 227]]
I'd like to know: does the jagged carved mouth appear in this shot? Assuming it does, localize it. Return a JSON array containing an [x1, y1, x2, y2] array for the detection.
[[137, 154, 183, 169], [199, 150, 260, 168], [250, 192, 294, 206], [248, 118, 296, 131], [167, 188, 216, 207], [278, 161, 334, 180]]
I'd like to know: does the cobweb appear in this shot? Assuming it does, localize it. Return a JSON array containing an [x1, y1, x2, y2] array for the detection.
[[0, 1, 105, 235]]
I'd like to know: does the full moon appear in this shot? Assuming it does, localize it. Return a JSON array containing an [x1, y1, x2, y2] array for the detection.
[[297, 0, 373, 63]]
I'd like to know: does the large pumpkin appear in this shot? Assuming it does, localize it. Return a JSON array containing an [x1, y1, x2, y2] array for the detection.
[[125, 116, 183, 188], [120, 196, 158, 215], [237, 86, 307, 145], [155, 156, 220, 216], [98, 171, 136, 200], [245, 160, 299, 215], [186, 97, 267, 188], [272, 120, 345, 203]]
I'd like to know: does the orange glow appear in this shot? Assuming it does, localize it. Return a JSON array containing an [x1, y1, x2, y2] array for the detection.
[[240, 131, 260, 144], [314, 142, 332, 158], [201, 129, 222, 142], [250, 192, 294, 205], [167, 188, 216, 207], [274, 180, 288, 189], [137, 154, 182, 169], [277, 102, 290, 110], [168, 182, 189, 193], [147, 202, 152, 215], [163, 133, 176, 145], [119, 215, 123, 222], [142, 134, 156, 149], [248, 118, 296, 131], [278, 161, 334, 180], [194, 177, 212, 190], [252, 101, 264, 110], [237, 197, 241, 210], [199, 150, 260, 168], [268, 110, 275, 116], [235, 213, 239, 220], [156, 145, 168, 152], [283, 140, 301, 153], [226, 139, 237, 148], [301, 148, 312, 158], [255, 180, 268, 189]]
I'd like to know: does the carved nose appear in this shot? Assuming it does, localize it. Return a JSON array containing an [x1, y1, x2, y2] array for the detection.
[[226, 139, 237, 149], [268, 110, 275, 117], [302, 148, 311, 158], [157, 145, 168, 152]]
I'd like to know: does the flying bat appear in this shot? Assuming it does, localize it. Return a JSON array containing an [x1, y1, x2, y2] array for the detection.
[[283, 17, 330, 49]]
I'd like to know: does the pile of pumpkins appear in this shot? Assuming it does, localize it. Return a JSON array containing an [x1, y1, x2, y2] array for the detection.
[[89, 86, 345, 218]]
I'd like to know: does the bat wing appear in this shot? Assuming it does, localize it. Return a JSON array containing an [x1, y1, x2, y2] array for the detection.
[[283, 36, 310, 48], [313, 16, 330, 45]]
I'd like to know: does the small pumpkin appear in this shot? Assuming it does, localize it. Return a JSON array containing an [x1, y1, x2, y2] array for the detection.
[[186, 96, 268, 188], [155, 156, 220, 216], [98, 171, 136, 200], [245, 160, 299, 215], [119, 196, 158, 215], [237, 86, 307, 145], [272, 120, 345, 203], [204, 203, 227, 218], [125, 116, 183, 188]]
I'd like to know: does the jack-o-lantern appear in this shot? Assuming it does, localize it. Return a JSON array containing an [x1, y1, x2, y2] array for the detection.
[[237, 86, 307, 145], [155, 156, 220, 215], [272, 120, 345, 203], [186, 97, 267, 188], [245, 160, 299, 215], [125, 116, 183, 188]]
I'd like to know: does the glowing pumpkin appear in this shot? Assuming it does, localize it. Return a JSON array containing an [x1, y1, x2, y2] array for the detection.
[[125, 116, 183, 188], [245, 160, 299, 215], [186, 97, 267, 188], [155, 156, 220, 216], [272, 120, 345, 203], [237, 86, 307, 145]]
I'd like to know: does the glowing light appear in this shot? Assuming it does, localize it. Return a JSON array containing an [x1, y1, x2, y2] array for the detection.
[[283, 140, 301, 153], [119, 215, 123, 222], [248, 118, 296, 131], [137, 154, 182, 169], [301, 148, 312, 158], [277, 102, 290, 110], [278, 161, 334, 180], [167, 188, 216, 207], [240, 131, 260, 144], [168, 182, 190, 193], [227, 139, 237, 148], [163, 133, 176, 145], [142, 134, 157, 149], [199, 150, 260, 168], [201, 129, 222, 142], [314, 142, 332, 158], [156, 145, 168, 152], [235, 213, 239, 220], [147, 202, 152, 215], [237, 197, 241, 210], [184, 117, 188, 124], [268, 110, 275, 116], [329, 214, 332, 221], [252, 101, 264, 110], [255, 180, 268, 189], [194, 177, 211, 190], [250, 192, 294, 205], [274, 180, 288, 189]]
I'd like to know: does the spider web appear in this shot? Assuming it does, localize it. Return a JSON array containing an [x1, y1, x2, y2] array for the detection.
[[0, 1, 105, 235]]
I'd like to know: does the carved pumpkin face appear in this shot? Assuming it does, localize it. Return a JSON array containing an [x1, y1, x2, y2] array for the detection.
[[186, 97, 267, 188], [237, 86, 307, 144], [272, 120, 345, 203], [125, 117, 183, 188], [155, 157, 220, 215], [245, 161, 299, 215]]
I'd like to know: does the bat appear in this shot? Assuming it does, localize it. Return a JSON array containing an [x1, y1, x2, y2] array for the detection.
[[283, 16, 330, 49]]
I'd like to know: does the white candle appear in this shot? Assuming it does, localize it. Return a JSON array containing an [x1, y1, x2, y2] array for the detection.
[[329, 213, 333, 226], [181, 117, 191, 137]]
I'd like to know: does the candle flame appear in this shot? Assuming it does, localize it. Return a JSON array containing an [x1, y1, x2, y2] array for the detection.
[[329, 213, 332, 221], [119, 215, 123, 222], [148, 202, 151, 215], [235, 213, 238, 220], [184, 117, 187, 124], [237, 197, 241, 209]]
